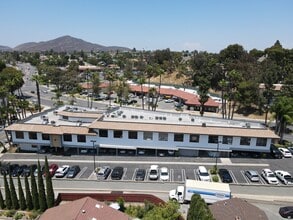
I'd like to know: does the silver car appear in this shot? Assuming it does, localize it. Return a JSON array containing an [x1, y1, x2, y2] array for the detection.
[[245, 170, 260, 182]]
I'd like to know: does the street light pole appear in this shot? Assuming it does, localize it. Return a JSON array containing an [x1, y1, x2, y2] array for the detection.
[[91, 140, 96, 171], [215, 140, 221, 171]]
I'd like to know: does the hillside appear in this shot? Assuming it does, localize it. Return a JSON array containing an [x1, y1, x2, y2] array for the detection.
[[13, 35, 130, 52], [0, 45, 12, 51]]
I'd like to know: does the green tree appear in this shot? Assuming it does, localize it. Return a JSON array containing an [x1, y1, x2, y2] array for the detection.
[[37, 160, 47, 211], [24, 175, 33, 210], [187, 194, 214, 220], [17, 176, 26, 210], [3, 174, 11, 209], [44, 156, 55, 208], [9, 174, 19, 210], [270, 96, 293, 141], [30, 167, 39, 210], [0, 185, 5, 209], [143, 200, 181, 220]]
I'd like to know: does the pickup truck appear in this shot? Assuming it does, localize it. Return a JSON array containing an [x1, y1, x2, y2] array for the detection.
[[274, 170, 293, 185]]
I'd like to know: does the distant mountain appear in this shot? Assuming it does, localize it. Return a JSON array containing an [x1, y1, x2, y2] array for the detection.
[[0, 45, 12, 51], [13, 35, 130, 52]]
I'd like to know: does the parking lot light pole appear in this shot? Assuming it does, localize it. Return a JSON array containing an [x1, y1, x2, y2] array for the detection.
[[91, 140, 96, 171], [215, 141, 221, 171]]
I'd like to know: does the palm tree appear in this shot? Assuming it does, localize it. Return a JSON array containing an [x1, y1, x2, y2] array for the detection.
[[104, 68, 117, 107], [270, 96, 293, 142], [137, 74, 146, 110], [153, 65, 164, 111]]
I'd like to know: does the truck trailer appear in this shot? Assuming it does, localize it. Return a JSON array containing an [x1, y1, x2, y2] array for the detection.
[[169, 179, 231, 204]]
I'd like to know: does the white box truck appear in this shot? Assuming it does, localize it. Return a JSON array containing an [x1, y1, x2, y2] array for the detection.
[[169, 179, 231, 204]]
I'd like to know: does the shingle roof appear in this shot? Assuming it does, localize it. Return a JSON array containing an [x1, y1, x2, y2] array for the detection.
[[209, 198, 268, 220], [39, 196, 131, 220]]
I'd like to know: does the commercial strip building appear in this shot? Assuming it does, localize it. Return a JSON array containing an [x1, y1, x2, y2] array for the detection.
[[5, 105, 279, 157]]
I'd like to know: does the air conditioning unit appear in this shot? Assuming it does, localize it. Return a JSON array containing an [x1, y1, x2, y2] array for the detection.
[[202, 123, 206, 127]]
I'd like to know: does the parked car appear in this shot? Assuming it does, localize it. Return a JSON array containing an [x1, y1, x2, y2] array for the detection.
[[149, 165, 159, 180], [197, 166, 211, 182], [278, 148, 292, 158], [96, 166, 111, 180], [34, 166, 45, 177], [274, 170, 293, 185], [67, 165, 80, 178], [12, 164, 22, 177], [279, 206, 293, 219], [270, 145, 283, 159], [288, 147, 293, 154], [261, 168, 279, 185], [160, 167, 170, 181], [164, 99, 174, 103], [218, 168, 233, 183], [0, 164, 10, 175], [55, 165, 70, 178], [244, 170, 260, 182], [111, 167, 124, 180], [48, 164, 59, 177], [135, 169, 146, 181], [21, 164, 37, 177]]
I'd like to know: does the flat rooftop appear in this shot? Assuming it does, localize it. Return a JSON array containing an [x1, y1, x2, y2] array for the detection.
[[104, 107, 265, 129]]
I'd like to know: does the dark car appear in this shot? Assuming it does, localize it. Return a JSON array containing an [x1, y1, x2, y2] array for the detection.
[[10, 164, 21, 177], [135, 169, 146, 181], [279, 206, 293, 218], [111, 167, 124, 180], [67, 165, 80, 178], [0, 164, 11, 176], [12, 165, 27, 177], [22, 164, 37, 177], [270, 145, 283, 159], [218, 168, 233, 183]]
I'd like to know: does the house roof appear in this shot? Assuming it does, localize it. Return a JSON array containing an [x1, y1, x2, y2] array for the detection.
[[129, 84, 219, 107], [39, 196, 131, 220], [209, 198, 268, 220]]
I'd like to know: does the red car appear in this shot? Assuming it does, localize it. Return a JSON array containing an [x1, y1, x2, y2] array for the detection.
[[48, 164, 58, 177]]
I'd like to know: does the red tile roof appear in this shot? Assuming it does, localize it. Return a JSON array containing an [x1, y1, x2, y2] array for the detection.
[[39, 196, 131, 220], [129, 84, 219, 107]]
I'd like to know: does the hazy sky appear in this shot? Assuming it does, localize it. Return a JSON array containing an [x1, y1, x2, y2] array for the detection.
[[1, 0, 292, 52]]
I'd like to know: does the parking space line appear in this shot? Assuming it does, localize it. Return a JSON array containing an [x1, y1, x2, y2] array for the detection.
[[170, 169, 173, 182], [193, 169, 198, 180], [76, 167, 87, 179], [122, 167, 127, 180], [240, 170, 250, 184], [229, 170, 238, 184], [182, 169, 186, 182], [132, 168, 138, 181]]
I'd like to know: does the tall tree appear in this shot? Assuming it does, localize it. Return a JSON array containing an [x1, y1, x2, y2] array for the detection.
[[187, 194, 214, 220], [30, 167, 39, 210], [3, 174, 11, 209], [31, 74, 42, 112], [37, 160, 47, 211], [44, 156, 55, 208], [0, 184, 5, 209], [17, 176, 26, 210], [9, 174, 19, 210], [24, 175, 33, 210]]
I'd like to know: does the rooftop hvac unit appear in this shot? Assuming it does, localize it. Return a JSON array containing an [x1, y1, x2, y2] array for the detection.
[[51, 120, 56, 125], [246, 123, 251, 128], [202, 122, 206, 127], [191, 118, 195, 122]]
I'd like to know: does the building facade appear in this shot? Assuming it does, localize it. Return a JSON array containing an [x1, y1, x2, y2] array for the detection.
[[5, 105, 279, 157]]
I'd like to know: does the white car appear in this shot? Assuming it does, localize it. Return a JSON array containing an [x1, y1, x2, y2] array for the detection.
[[55, 165, 70, 178], [159, 167, 169, 181], [197, 166, 211, 182], [149, 165, 159, 180], [278, 148, 292, 158], [274, 170, 293, 185], [261, 169, 279, 184]]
